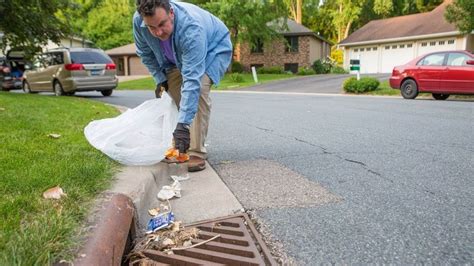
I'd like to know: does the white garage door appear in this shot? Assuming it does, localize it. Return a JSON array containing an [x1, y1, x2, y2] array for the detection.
[[418, 39, 456, 57], [349, 46, 379, 74], [380, 43, 415, 73]]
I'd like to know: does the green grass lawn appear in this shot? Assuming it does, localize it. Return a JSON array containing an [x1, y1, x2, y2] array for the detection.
[[0, 92, 119, 265], [117, 73, 297, 90]]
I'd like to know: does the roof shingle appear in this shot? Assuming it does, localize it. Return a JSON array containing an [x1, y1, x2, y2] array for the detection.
[[339, 1, 457, 45]]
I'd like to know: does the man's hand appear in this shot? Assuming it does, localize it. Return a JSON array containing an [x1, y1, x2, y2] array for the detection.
[[155, 81, 169, 98], [173, 123, 190, 153]]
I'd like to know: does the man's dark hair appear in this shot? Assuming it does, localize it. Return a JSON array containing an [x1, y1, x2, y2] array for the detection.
[[136, 0, 171, 16]]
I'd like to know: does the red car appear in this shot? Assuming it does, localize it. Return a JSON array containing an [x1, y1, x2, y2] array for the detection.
[[389, 50, 474, 100]]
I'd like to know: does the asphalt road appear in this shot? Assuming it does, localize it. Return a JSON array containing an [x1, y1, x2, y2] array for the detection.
[[85, 89, 473, 264], [240, 73, 390, 94]]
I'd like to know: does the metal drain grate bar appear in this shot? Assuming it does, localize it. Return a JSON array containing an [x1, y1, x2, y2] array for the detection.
[[136, 213, 276, 265]]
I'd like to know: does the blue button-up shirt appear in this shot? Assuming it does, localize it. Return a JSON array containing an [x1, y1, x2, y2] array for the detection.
[[133, 1, 232, 125]]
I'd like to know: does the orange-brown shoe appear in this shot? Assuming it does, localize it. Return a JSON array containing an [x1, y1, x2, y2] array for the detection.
[[188, 155, 206, 172]]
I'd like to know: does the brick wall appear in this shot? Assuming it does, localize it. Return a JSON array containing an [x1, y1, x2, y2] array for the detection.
[[238, 36, 321, 71]]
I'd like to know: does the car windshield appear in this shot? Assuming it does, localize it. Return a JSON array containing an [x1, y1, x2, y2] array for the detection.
[[70, 51, 112, 64]]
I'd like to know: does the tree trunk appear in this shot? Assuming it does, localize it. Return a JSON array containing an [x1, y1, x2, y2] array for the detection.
[[296, 0, 302, 23]]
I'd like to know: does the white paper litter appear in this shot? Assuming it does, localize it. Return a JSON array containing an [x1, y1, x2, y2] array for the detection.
[[157, 180, 182, 201]]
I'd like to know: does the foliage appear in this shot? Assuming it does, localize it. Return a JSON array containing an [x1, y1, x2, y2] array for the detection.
[[57, 0, 135, 50], [330, 66, 348, 74], [0, 0, 72, 57], [330, 48, 344, 65], [202, 0, 288, 57], [343, 77, 380, 93], [374, 0, 393, 17], [444, 0, 474, 34], [296, 67, 316, 75], [231, 61, 244, 73], [229, 73, 244, 82], [257, 66, 286, 74], [312, 59, 332, 74]]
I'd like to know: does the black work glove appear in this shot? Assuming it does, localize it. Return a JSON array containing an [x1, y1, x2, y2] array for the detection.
[[173, 123, 190, 153], [155, 81, 168, 98]]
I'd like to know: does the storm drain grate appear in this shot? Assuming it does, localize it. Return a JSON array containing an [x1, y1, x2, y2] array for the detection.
[[135, 213, 277, 265]]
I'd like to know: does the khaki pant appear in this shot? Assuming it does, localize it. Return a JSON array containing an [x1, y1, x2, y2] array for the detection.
[[165, 68, 211, 159]]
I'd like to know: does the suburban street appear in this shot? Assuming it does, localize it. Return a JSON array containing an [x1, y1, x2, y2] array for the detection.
[[84, 88, 473, 264]]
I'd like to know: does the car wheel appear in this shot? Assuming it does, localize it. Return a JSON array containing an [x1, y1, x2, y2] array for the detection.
[[432, 93, 449, 100], [400, 79, 419, 99], [53, 81, 65, 96], [101, 89, 113, 97]]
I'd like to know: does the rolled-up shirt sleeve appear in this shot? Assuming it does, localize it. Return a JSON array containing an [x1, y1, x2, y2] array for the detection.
[[133, 14, 166, 85], [177, 24, 207, 125]]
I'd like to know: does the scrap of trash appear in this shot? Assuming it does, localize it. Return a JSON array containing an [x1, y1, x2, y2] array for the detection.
[[42, 186, 67, 199], [128, 201, 221, 264], [48, 133, 61, 139]]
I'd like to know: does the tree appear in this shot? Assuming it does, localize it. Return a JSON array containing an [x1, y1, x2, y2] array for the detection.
[[332, 0, 363, 42], [83, 0, 135, 50], [285, 0, 303, 23], [0, 0, 71, 57], [203, 0, 288, 59], [374, 0, 393, 17], [445, 0, 474, 34]]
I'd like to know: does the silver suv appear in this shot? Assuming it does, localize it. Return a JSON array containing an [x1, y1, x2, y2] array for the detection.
[[23, 47, 118, 96]]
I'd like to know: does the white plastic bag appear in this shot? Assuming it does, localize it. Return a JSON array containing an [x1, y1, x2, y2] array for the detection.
[[84, 93, 178, 165]]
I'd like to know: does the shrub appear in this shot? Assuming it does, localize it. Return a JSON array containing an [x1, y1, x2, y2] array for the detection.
[[343, 77, 380, 93], [312, 59, 331, 74], [257, 66, 285, 74], [330, 48, 344, 65], [229, 73, 244, 83], [231, 61, 244, 73], [297, 67, 316, 75], [330, 66, 348, 74]]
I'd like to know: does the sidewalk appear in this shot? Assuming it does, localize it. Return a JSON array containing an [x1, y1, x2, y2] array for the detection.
[[117, 75, 150, 83]]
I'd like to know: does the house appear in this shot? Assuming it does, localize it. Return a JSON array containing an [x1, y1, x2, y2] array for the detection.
[[105, 43, 147, 76], [235, 19, 332, 73], [0, 35, 93, 56], [339, 0, 474, 73], [107, 19, 332, 76]]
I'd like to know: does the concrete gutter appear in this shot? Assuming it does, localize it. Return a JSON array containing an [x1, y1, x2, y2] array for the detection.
[[74, 159, 242, 264]]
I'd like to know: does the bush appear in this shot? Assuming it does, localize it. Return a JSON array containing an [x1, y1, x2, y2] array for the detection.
[[257, 66, 285, 74], [231, 61, 243, 73], [229, 73, 244, 83], [312, 59, 331, 74], [297, 67, 316, 75], [343, 77, 380, 93], [330, 66, 348, 74]]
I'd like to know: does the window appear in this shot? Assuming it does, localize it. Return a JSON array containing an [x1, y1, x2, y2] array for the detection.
[[447, 53, 470, 66], [430, 41, 436, 46], [421, 42, 427, 47], [373, 47, 378, 51], [50, 52, 64, 65], [354, 48, 359, 52], [400, 44, 405, 48], [284, 63, 299, 74], [285, 36, 299, 52], [392, 45, 397, 49], [385, 46, 390, 50], [251, 39, 264, 53], [360, 48, 365, 52], [367, 47, 371, 51], [439, 41, 445, 45], [407, 44, 413, 48], [70, 51, 112, 64], [418, 53, 446, 66], [448, 39, 455, 44]]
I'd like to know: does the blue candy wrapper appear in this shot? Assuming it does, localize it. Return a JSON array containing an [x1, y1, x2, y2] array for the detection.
[[146, 211, 175, 233]]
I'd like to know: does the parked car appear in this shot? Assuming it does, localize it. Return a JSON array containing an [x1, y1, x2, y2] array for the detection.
[[23, 47, 118, 96], [0, 50, 29, 91], [389, 50, 474, 100]]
